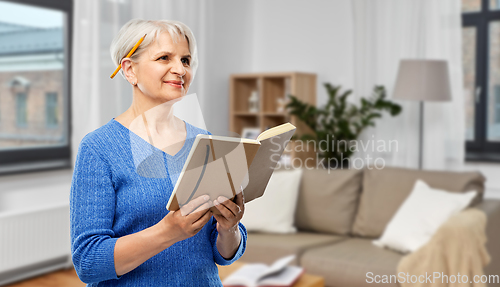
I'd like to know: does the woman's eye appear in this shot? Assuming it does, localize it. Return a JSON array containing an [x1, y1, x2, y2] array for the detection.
[[181, 58, 190, 66], [157, 55, 168, 61]]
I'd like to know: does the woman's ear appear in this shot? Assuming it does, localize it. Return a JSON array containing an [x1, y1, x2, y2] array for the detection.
[[121, 57, 137, 85]]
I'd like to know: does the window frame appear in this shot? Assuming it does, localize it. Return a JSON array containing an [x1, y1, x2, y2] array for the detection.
[[495, 86, 500, 123], [463, 0, 500, 162], [0, 0, 73, 175]]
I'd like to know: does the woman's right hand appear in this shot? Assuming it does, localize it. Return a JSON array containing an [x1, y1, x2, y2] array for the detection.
[[158, 195, 213, 243]]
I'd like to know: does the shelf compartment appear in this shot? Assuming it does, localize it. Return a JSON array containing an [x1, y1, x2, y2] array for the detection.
[[232, 78, 260, 113], [233, 115, 259, 137], [261, 77, 291, 113]]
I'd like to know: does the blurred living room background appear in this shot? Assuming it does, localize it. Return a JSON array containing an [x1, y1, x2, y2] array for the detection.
[[0, 0, 499, 286]]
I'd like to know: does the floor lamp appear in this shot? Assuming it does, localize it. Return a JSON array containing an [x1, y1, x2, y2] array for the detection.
[[393, 60, 452, 170]]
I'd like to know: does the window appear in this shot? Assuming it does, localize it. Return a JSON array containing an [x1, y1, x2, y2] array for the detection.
[[0, 0, 72, 174], [16, 92, 27, 128], [462, 0, 500, 161], [46, 92, 58, 128]]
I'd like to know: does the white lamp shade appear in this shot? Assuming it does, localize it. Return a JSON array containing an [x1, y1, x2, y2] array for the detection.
[[393, 60, 452, 102]]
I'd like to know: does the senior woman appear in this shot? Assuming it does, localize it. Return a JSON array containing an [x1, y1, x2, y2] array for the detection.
[[70, 18, 247, 286]]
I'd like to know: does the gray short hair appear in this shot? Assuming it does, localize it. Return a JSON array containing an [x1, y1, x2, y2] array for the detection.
[[110, 18, 198, 79]]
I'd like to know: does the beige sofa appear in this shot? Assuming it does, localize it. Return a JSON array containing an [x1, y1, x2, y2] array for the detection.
[[239, 166, 500, 287]]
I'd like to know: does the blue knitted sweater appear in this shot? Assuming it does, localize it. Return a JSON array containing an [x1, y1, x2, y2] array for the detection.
[[70, 117, 247, 286]]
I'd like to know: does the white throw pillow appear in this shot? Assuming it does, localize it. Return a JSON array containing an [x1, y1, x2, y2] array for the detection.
[[240, 168, 303, 233], [373, 179, 477, 253]]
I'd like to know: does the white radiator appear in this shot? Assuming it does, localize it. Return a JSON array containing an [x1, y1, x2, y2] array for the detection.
[[0, 203, 72, 285]]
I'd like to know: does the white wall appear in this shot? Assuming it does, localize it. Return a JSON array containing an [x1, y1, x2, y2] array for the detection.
[[251, 0, 354, 106], [0, 169, 71, 213], [203, 0, 354, 134], [197, 0, 255, 136]]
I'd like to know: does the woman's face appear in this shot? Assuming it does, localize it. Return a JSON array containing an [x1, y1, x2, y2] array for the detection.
[[132, 32, 193, 102]]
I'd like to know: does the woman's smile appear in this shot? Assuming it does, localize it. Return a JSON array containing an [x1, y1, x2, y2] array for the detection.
[[164, 80, 183, 89]]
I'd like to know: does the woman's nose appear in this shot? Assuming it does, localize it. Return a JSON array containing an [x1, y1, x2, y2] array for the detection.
[[171, 59, 186, 76]]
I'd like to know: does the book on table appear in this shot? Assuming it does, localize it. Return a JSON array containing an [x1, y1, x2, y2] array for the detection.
[[166, 122, 296, 215], [222, 255, 304, 287]]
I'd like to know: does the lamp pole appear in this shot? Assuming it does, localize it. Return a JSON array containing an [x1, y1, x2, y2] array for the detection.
[[419, 101, 424, 170]]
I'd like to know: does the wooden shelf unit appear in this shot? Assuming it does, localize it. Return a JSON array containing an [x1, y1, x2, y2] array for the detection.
[[229, 72, 317, 167]]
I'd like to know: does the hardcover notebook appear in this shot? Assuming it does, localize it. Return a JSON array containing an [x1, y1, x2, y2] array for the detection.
[[166, 123, 296, 215]]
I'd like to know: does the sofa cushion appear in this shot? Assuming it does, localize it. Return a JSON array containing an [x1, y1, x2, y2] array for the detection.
[[352, 166, 486, 238], [373, 179, 477, 253], [295, 168, 363, 235], [241, 168, 303, 233], [301, 238, 403, 287], [238, 231, 345, 266]]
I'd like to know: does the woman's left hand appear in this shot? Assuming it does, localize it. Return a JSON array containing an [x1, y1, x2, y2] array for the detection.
[[213, 186, 245, 234]]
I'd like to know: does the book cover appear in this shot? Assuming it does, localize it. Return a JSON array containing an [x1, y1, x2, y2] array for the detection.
[[166, 123, 296, 215]]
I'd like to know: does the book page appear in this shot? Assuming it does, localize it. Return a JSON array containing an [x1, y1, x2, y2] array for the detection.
[[173, 138, 233, 215], [257, 255, 295, 281], [257, 123, 295, 141], [243, 128, 296, 203], [222, 264, 269, 287], [258, 266, 304, 286]]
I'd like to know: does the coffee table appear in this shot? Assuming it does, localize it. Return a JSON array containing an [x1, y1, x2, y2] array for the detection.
[[217, 261, 324, 287]]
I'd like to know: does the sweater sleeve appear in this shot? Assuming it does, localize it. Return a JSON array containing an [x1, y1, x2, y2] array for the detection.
[[70, 140, 120, 284], [210, 218, 248, 265]]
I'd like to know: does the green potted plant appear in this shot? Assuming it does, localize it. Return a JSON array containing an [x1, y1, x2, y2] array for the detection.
[[286, 83, 402, 168]]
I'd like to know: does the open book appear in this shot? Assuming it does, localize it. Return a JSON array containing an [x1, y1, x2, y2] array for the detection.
[[222, 255, 304, 287], [166, 123, 296, 215]]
